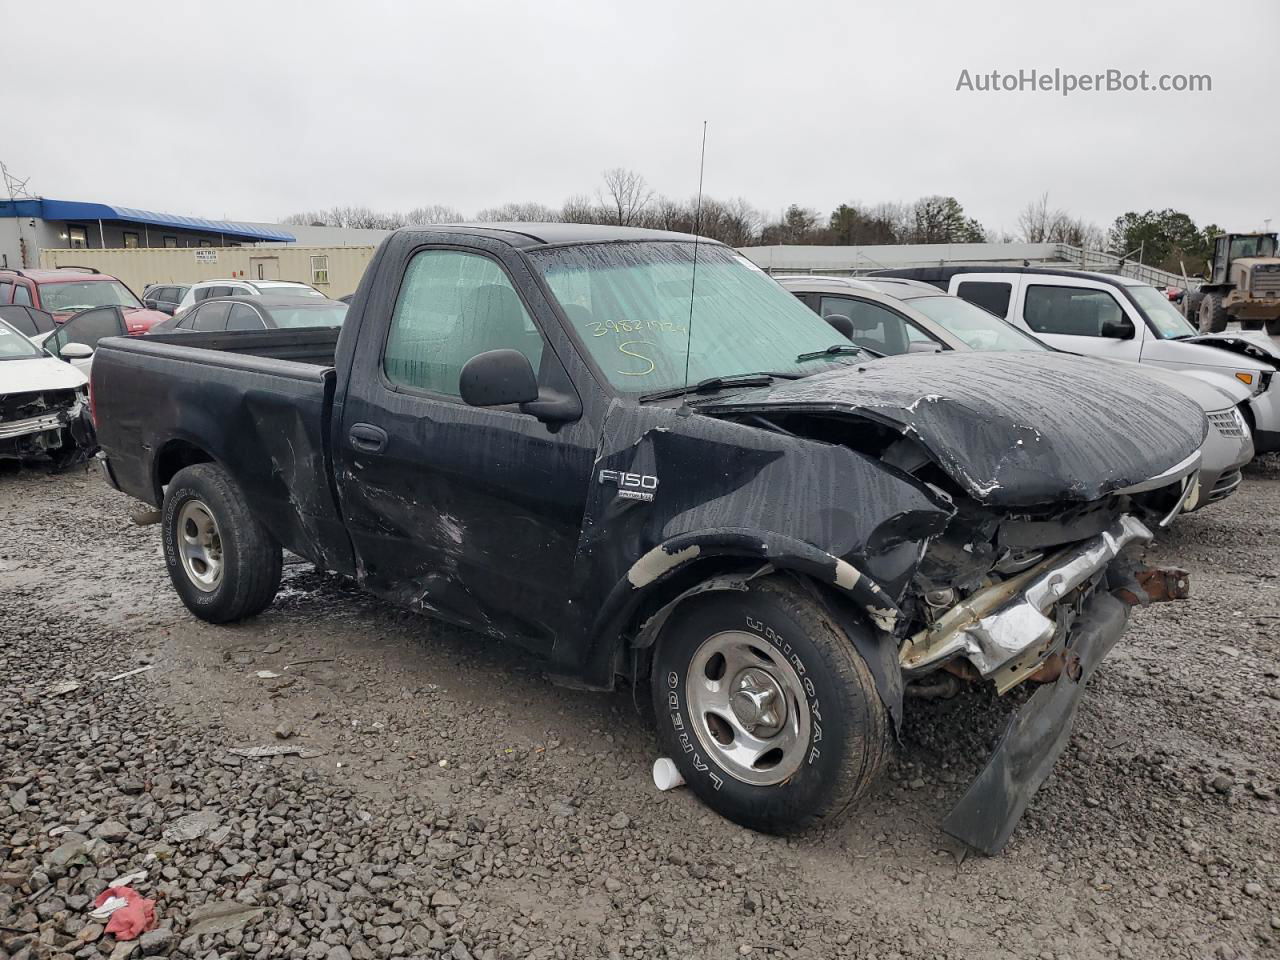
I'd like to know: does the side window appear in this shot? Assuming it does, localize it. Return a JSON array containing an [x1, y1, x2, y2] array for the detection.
[[384, 250, 545, 398], [955, 280, 1012, 318], [227, 303, 266, 331], [0, 280, 11, 303], [1023, 285, 1125, 337], [0, 306, 38, 336], [45, 306, 126, 355], [13, 284, 31, 306], [193, 302, 231, 332], [193, 287, 213, 302], [819, 296, 914, 355]]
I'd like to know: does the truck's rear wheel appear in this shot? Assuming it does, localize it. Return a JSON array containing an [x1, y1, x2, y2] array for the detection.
[[162, 463, 282, 623], [1199, 293, 1228, 333], [650, 575, 890, 834]]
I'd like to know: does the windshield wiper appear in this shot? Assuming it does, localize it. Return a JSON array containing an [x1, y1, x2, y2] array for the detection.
[[639, 372, 798, 403], [795, 343, 882, 362]]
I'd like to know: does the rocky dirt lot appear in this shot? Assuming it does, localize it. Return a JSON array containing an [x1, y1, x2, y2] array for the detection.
[[1, 460, 1278, 960]]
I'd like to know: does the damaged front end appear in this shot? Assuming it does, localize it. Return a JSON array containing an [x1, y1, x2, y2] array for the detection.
[[0, 388, 96, 467], [907, 508, 1190, 853], [698, 352, 1206, 852]]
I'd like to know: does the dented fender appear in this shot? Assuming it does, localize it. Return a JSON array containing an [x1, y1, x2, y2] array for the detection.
[[569, 399, 953, 687]]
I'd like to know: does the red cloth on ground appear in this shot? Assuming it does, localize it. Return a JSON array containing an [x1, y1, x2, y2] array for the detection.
[[93, 885, 157, 941]]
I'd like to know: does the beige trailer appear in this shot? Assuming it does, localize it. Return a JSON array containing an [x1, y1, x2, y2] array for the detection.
[[39, 244, 376, 300]]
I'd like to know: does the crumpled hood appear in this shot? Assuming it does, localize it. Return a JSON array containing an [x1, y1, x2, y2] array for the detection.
[[1186, 331, 1280, 367], [700, 352, 1206, 507]]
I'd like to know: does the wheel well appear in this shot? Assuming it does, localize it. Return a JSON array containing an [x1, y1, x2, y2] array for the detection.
[[618, 555, 864, 682], [154, 440, 215, 501], [1239, 401, 1257, 435]]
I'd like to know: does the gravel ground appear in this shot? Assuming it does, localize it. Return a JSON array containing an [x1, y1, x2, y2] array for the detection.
[[1, 459, 1278, 960]]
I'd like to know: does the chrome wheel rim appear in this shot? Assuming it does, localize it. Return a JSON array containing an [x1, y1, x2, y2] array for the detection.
[[177, 499, 223, 592], [685, 630, 811, 786]]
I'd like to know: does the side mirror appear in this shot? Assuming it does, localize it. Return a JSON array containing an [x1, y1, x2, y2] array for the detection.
[[459, 349, 540, 407], [59, 342, 94, 360], [907, 341, 944, 354], [1100, 317, 1136, 339], [823, 313, 854, 340]]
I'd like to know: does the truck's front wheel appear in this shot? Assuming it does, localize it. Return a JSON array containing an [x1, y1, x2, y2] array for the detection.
[[1199, 293, 1228, 333], [162, 463, 282, 623], [650, 575, 890, 834]]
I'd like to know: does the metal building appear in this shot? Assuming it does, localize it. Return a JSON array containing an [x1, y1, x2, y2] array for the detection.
[[0, 198, 294, 270]]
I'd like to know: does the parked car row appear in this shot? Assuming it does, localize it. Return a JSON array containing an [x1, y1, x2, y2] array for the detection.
[[88, 223, 1218, 853], [779, 275, 1254, 509]]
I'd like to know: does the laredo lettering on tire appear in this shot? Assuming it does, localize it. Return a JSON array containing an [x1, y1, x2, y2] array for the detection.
[[162, 463, 282, 623], [650, 575, 890, 834]]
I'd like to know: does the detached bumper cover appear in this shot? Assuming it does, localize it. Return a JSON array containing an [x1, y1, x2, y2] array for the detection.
[[942, 592, 1129, 855]]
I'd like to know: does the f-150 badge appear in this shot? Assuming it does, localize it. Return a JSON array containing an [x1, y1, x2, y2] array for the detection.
[[598, 469, 658, 502]]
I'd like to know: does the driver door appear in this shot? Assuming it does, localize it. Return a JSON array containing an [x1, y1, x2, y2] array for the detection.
[[334, 244, 594, 654]]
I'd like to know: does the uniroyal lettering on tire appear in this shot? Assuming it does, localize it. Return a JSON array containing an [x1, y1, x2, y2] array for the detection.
[[650, 575, 890, 834]]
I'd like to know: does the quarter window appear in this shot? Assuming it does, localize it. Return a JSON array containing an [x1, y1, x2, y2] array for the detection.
[[193, 302, 231, 332], [13, 284, 31, 306], [384, 250, 545, 398], [227, 303, 266, 331], [1023, 285, 1125, 337], [954, 280, 1012, 318]]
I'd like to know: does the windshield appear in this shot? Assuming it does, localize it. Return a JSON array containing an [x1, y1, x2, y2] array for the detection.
[[908, 295, 1047, 352], [1229, 235, 1277, 260], [39, 279, 141, 313], [528, 242, 855, 392], [262, 285, 326, 299], [269, 304, 347, 328], [1127, 284, 1196, 339], [0, 319, 43, 360]]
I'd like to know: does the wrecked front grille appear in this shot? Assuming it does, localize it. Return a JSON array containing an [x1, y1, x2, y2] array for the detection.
[[0, 389, 78, 423], [1207, 410, 1247, 439]]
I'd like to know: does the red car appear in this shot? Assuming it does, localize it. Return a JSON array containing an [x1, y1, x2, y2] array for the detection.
[[0, 267, 167, 334]]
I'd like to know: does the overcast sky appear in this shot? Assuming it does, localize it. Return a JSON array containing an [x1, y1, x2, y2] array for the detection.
[[4, 0, 1277, 237]]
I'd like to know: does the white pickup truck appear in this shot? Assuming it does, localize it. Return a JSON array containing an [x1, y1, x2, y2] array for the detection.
[[873, 266, 1280, 454]]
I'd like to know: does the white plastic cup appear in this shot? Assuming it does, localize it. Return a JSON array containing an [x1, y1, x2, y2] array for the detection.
[[652, 757, 686, 791]]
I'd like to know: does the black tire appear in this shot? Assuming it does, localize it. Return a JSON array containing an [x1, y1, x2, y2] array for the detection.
[[1199, 293, 1228, 333], [651, 575, 890, 834], [1183, 291, 1203, 326], [162, 463, 282, 623]]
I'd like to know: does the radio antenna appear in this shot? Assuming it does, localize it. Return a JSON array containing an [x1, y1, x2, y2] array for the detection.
[[681, 121, 708, 402]]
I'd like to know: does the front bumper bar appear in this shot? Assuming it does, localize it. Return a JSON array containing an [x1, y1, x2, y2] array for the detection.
[[902, 515, 1153, 690]]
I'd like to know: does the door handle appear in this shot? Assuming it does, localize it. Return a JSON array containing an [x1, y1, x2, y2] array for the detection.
[[348, 423, 388, 453]]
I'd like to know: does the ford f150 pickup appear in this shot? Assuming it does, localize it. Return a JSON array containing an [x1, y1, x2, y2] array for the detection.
[[92, 225, 1204, 853]]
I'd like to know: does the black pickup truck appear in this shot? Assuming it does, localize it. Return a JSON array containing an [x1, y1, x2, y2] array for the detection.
[[93, 224, 1203, 853]]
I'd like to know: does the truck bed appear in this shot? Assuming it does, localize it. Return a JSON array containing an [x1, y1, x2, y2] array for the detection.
[[92, 327, 353, 573]]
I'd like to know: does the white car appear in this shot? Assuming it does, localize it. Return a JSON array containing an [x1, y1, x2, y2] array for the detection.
[[873, 266, 1280, 455], [175, 279, 327, 314], [0, 316, 91, 465]]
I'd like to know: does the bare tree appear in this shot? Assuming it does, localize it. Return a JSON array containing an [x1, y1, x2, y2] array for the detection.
[[597, 168, 653, 226], [1017, 193, 1103, 248], [474, 202, 560, 222], [405, 204, 463, 224], [560, 194, 608, 224]]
